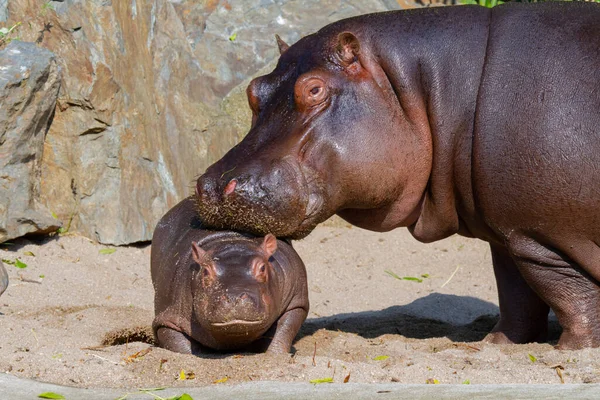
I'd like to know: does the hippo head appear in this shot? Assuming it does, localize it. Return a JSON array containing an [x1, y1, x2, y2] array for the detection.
[[190, 234, 280, 349], [196, 28, 431, 239]]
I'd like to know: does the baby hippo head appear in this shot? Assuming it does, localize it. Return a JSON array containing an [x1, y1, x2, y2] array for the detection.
[[190, 234, 280, 349]]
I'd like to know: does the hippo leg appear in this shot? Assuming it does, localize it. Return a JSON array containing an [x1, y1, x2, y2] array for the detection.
[[484, 244, 549, 345], [508, 237, 600, 349], [156, 327, 195, 354], [266, 308, 308, 354]]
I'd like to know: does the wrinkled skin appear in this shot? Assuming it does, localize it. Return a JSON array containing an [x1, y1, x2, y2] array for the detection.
[[151, 197, 308, 354], [0, 261, 7, 297], [196, 2, 600, 350]]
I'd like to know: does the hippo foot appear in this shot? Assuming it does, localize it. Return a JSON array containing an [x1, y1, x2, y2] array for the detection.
[[555, 327, 600, 350], [483, 328, 547, 345], [483, 322, 548, 345]]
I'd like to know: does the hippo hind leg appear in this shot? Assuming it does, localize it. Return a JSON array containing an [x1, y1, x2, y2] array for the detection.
[[507, 235, 600, 349], [484, 243, 550, 345]]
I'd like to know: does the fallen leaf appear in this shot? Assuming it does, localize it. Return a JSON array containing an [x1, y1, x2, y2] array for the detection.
[[168, 395, 194, 400], [402, 276, 423, 282], [38, 393, 65, 399], [462, 379, 471, 384], [372, 355, 389, 361], [343, 373, 350, 383], [384, 270, 402, 280], [139, 387, 166, 392], [554, 365, 565, 384], [528, 353, 537, 363], [229, 32, 237, 41], [214, 376, 228, 384], [425, 378, 440, 384], [24, 251, 35, 257], [310, 377, 333, 384], [99, 248, 116, 255], [178, 369, 186, 381]]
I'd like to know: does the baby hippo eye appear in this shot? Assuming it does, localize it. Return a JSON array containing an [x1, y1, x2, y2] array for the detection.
[[253, 261, 268, 283], [310, 86, 321, 96]]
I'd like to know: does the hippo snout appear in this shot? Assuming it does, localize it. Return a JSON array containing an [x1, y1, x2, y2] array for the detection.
[[195, 159, 312, 238]]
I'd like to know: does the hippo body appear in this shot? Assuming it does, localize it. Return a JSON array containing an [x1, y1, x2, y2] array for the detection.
[[196, 2, 600, 349], [151, 197, 308, 354]]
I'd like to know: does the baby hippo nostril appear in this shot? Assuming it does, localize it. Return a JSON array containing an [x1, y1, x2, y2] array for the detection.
[[223, 179, 237, 196]]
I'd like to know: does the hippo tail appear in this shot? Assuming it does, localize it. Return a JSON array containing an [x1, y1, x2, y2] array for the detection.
[[0, 261, 8, 297]]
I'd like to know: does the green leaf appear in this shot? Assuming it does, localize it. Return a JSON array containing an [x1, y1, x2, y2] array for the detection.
[[528, 353, 537, 363], [384, 270, 403, 280], [51, 211, 59, 219], [168, 395, 194, 400], [372, 355, 389, 361], [24, 251, 35, 257], [229, 32, 237, 42], [421, 273, 430, 279], [14, 259, 27, 269], [463, 379, 471, 384], [99, 248, 116, 255], [38, 393, 65, 399], [2, 258, 15, 265], [384, 270, 423, 283], [39, 274, 45, 279], [139, 387, 166, 392], [309, 377, 333, 384]]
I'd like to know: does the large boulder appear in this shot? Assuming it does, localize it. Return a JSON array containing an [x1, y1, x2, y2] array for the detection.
[[2, 0, 406, 244], [0, 41, 61, 243]]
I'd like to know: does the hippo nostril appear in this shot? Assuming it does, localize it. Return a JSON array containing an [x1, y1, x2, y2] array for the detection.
[[223, 179, 237, 196]]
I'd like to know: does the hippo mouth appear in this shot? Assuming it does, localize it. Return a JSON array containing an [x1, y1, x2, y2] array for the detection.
[[211, 320, 263, 327], [208, 318, 270, 338]]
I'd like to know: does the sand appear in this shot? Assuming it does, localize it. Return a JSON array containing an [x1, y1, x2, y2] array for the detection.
[[1, 224, 599, 390]]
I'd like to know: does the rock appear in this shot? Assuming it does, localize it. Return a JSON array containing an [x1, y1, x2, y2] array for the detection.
[[0, 41, 61, 244], [2, 0, 407, 245], [0, 260, 7, 297]]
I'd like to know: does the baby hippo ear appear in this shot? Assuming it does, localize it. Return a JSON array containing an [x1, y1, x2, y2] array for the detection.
[[261, 234, 278, 258], [336, 32, 360, 66], [191, 242, 207, 265]]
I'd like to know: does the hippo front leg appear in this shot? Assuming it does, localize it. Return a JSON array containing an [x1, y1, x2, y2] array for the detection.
[[266, 308, 308, 354], [156, 327, 196, 354], [484, 243, 549, 344]]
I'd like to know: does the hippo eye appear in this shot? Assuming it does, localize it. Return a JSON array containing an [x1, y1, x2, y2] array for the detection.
[[202, 267, 210, 278], [259, 264, 266, 273], [295, 76, 328, 112]]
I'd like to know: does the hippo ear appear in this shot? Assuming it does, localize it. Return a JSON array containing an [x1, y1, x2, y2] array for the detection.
[[191, 242, 208, 265], [275, 34, 289, 55], [336, 32, 360, 66], [261, 234, 278, 257]]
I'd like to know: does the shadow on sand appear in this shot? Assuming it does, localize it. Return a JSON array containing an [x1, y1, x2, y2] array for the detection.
[[298, 292, 561, 343]]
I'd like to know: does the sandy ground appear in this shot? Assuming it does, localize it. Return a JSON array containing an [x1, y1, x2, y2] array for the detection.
[[1, 224, 599, 390]]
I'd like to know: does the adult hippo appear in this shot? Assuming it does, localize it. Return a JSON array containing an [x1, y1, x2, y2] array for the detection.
[[152, 197, 308, 354], [195, 2, 600, 349]]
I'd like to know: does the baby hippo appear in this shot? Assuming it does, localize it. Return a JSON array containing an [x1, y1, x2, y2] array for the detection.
[[151, 197, 309, 354]]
